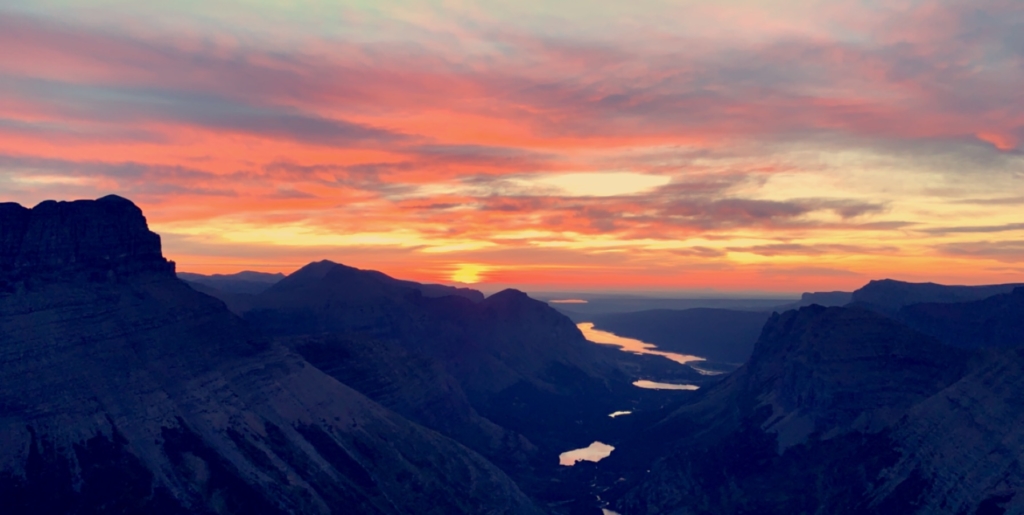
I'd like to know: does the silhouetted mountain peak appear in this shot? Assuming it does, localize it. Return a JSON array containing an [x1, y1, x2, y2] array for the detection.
[[264, 259, 484, 302], [0, 195, 174, 285], [289, 259, 352, 280], [483, 288, 530, 305]]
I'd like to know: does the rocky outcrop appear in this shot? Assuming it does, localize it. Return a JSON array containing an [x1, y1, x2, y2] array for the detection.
[[773, 290, 853, 311], [0, 195, 174, 286], [0, 197, 543, 515]]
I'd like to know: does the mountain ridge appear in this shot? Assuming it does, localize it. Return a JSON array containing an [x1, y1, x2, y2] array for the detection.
[[0, 196, 544, 514]]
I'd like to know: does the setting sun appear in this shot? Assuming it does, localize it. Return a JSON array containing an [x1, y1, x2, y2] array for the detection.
[[450, 263, 491, 284]]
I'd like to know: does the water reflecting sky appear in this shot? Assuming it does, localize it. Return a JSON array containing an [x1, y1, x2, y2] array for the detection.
[[577, 322, 705, 365], [559, 441, 615, 466], [633, 380, 700, 391]]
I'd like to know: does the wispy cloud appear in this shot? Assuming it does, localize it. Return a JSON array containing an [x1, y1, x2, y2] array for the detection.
[[1, 1, 1022, 290]]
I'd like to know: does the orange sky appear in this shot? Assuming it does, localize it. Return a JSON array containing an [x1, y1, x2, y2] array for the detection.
[[1, 1, 1022, 293]]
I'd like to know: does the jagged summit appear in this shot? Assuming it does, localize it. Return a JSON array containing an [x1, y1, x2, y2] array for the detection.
[[0, 195, 173, 284]]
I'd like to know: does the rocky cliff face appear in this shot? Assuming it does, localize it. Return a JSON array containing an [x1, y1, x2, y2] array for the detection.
[[0, 197, 542, 514], [608, 305, 1024, 515], [0, 195, 174, 286]]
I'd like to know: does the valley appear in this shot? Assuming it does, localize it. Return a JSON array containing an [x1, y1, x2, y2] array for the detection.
[[2, 196, 1023, 514]]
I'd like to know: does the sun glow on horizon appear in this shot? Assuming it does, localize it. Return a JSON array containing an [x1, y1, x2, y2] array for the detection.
[[2, 0, 1022, 292], [450, 263, 491, 284]]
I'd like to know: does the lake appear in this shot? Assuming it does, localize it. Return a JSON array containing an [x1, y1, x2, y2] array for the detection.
[[633, 380, 700, 390], [577, 322, 705, 365], [559, 441, 615, 466]]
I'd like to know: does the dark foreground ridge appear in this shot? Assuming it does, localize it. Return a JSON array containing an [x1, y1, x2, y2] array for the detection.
[[0, 196, 542, 514], [6, 195, 1024, 515], [602, 304, 1024, 514]]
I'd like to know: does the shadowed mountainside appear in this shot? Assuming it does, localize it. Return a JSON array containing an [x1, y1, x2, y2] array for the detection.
[[0, 197, 543, 515], [603, 304, 1024, 514], [851, 278, 1024, 314], [896, 287, 1024, 349], [234, 261, 634, 462]]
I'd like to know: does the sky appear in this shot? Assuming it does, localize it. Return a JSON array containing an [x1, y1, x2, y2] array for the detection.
[[1, 0, 1022, 293]]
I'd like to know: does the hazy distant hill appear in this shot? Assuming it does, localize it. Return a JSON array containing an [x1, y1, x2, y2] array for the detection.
[[590, 308, 772, 363], [772, 290, 853, 311], [177, 270, 285, 294], [546, 295, 792, 320], [0, 196, 542, 515]]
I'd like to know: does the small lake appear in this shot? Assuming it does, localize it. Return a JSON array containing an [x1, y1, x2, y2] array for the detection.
[[577, 322, 705, 365], [559, 441, 615, 466], [608, 410, 632, 418], [633, 380, 699, 390]]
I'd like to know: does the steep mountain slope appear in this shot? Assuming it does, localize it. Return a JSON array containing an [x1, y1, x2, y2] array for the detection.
[[606, 305, 1009, 514], [240, 261, 632, 459], [851, 278, 1024, 313], [877, 346, 1024, 513], [897, 287, 1024, 349], [0, 196, 543, 514], [589, 308, 771, 363]]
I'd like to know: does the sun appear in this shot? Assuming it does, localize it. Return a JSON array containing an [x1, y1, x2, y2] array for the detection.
[[450, 263, 491, 284]]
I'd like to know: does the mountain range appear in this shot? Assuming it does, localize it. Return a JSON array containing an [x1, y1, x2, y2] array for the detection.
[[0, 196, 543, 514], [3, 195, 1023, 515]]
